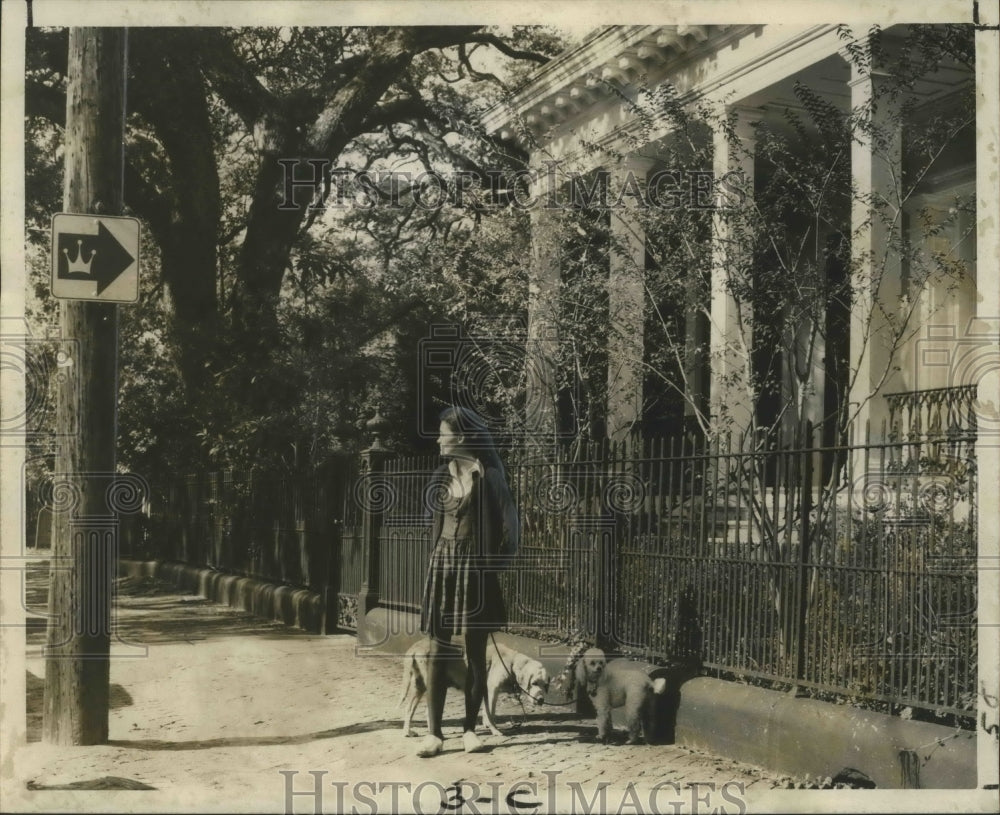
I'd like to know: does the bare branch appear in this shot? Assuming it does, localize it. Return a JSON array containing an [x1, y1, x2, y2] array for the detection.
[[194, 29, 278, 127], [458, 43, 506, 89], [463, 32, 551, 65], [361, 95, 440, 132]]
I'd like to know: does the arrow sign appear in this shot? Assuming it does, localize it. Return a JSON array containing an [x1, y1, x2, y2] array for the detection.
[[57, 222, 135, 294], [51, 214, 140, 302]]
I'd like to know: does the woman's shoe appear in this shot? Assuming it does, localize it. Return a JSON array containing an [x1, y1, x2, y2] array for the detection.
[[416, 735, 443, 758], [463, 730, 486, 753]]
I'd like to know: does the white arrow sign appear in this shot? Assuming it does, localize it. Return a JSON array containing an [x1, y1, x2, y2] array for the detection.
[[51, 213, 140, 303]]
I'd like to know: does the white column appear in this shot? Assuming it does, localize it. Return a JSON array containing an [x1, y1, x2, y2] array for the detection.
[[525, 191, 561, 448], [683, 271, 710, 433], [975, 5, 1000, 791], [848, 64, 904, 437], [710, 106, 759, 436], [606, 157, 652, 442]]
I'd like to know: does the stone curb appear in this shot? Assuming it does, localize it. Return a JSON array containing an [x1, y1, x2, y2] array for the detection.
[[118, 559, 325, 633], [674, 677, 977, 789]]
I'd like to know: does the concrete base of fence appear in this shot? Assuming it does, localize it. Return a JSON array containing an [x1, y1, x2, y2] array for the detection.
[[118, 559, 325, 634], [674, 677, 977, 789]]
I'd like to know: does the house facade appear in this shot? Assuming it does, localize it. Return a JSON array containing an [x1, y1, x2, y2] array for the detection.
[[484, 20, 998, 787], [484, 23, 979, 447]]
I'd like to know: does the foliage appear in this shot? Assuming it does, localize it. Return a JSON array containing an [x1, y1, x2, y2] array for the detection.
[[24, 25, 566, 475], [516, 25, 976, 449], [489, 25, 977, 681]]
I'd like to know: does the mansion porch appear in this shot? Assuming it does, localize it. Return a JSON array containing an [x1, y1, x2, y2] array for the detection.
[[483, 23, 980, 447]]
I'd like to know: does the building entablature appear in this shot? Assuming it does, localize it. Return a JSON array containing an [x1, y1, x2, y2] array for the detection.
[[484, 23, 902, 170]]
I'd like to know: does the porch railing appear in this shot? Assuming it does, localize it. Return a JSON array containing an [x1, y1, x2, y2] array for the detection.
[[884, 384, 977, 444]]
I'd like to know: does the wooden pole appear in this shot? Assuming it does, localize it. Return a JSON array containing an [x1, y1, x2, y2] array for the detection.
[[42, 27, 124, 746]]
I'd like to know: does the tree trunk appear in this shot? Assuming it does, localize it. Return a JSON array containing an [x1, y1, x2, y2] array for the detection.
[[231, 28, 432, 336], [127, 29, 221, 399], [43, 27, 124, 745]]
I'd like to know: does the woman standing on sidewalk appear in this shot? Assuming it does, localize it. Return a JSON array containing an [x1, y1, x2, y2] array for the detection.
[[417, 406, 519, 758]]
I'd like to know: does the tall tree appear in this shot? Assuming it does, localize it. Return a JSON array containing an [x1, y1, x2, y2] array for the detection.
[[25, 26, 557, 468]]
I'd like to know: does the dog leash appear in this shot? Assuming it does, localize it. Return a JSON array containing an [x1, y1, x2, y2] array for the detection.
[[488, 632, 577, 708]]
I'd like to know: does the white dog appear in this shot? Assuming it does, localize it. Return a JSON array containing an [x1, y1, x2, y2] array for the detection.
[[399, 639, 550, 737], [574, 647, 666, 744]]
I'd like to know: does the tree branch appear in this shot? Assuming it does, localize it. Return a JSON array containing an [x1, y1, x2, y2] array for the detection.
[[409, 26, 484, 51], [463, 32, 552, 64], [361, 95, 441, 132], [194, 29, 277, 128], [458, 43, 505, 89]]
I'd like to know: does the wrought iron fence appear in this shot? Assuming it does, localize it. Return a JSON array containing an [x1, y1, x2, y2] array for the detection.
[[146, 456, 360, 629], [509, 424, 975, 720], [378, 453, 438, 610], [145, 414, 977, 721]]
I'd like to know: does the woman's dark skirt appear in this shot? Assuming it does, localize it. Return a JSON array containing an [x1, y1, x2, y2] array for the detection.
[[420, 536, 506, 640]]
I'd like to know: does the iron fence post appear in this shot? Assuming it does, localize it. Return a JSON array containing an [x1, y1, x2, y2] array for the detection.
[[794, 421, 814, 687], [358, 411, 393, 620], [591, 519, 618, 653], [321, 454, 347, 634], [597, 438, 621, 654]]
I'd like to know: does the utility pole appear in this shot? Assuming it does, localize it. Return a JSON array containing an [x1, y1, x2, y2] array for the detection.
[[43, 27, 125, 745]]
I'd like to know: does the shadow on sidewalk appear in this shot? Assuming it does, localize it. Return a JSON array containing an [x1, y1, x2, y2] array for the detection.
[[107, 718, 398, 751], [26, 671, 135, 743], [105, 714, 592, 753], [111, 574, 315, 644], [26, 566, 311, 647], [112, 605, 312, 644]]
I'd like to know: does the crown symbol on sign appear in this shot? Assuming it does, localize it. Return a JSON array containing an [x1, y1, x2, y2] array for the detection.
[[63, 239, 96, 275]]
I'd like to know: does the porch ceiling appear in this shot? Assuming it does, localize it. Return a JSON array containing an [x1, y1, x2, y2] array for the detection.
[[741, 42, 973, 138]]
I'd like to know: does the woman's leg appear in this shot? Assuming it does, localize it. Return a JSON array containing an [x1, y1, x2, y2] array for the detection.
[[462, 629, 489, 752], [426, 635, 452, 739], [417, 634, 452, 757]]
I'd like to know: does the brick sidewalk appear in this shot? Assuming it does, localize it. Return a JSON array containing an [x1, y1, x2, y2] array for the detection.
[[12, 570, 785, 814]]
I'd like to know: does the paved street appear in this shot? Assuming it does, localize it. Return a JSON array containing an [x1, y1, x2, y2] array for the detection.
[[12, 561, 790, 814]]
